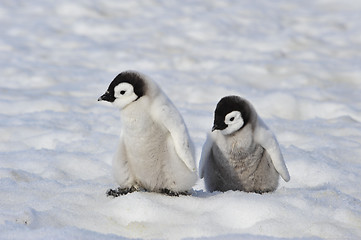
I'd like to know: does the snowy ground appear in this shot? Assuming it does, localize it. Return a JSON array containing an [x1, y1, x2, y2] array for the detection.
[[1, 0, 361, 239]]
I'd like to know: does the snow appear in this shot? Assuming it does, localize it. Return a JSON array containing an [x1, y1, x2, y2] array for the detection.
[[1, 0, 361, 239]]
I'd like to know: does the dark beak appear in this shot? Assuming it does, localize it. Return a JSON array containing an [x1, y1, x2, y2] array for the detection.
[[98, 91, 114, 102], [212, 124, 218, 132]]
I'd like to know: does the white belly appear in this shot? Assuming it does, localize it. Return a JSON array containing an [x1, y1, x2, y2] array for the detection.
[[121, 104, 170, 190]]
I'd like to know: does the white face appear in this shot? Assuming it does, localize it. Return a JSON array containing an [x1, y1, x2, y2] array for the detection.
[[221, 110, 244, 135], [112, 82, 139, 109]]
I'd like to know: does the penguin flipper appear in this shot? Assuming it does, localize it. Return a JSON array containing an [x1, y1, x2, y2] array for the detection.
[[152, 102, 196, 172], [254, 119, 290, 182], [199, 133, 214, 178]]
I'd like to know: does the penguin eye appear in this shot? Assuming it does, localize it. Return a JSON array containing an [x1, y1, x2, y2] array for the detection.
[[225, 111, 241, 125], [120, 90, 126, 95]]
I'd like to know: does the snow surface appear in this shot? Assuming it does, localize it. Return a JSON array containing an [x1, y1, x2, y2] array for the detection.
[[1, 0, 361, 239]]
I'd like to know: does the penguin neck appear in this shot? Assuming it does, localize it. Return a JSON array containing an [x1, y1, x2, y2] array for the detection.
[[220, 124, 255, 153], [119, 96, 151, 131]]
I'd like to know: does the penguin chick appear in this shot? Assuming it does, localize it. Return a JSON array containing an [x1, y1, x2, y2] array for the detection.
[[199, 96, 290, 193], [98, 71, 197, 196]]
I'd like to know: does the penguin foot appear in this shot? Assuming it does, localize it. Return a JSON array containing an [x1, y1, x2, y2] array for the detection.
[[160, 188, 190, 197], [106, 186, 137, 197]]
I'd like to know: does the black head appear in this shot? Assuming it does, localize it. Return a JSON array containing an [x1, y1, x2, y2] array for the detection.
[[98, 71, 147, 103], [212, 95, 252, 134]]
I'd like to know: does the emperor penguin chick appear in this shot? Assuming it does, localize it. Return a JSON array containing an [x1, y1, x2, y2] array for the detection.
[[98, 71, 197, 196], [199, 96, 290, 193]]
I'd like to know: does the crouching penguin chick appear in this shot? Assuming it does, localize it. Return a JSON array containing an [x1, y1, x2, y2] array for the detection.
[[199, 95, 290, 193]]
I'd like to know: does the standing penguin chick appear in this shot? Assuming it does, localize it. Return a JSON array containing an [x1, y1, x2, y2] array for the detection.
[[199, 96, 290, 193], [98, 71, 197, 196]]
